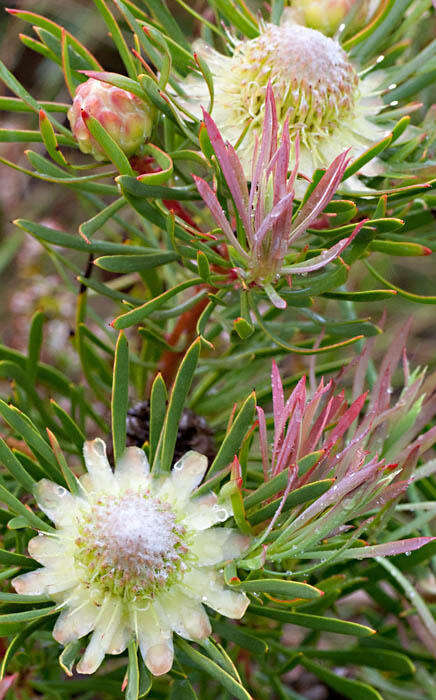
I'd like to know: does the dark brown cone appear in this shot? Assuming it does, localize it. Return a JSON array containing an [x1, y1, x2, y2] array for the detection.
[[107, 401, 216, 466]]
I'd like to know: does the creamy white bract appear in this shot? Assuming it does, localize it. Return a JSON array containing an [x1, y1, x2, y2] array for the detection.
[[186, 22, 386, 182], [13, 440, 249, 676]]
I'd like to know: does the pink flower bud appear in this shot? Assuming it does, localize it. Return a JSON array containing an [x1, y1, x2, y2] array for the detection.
[[67, 78, 153, 161]]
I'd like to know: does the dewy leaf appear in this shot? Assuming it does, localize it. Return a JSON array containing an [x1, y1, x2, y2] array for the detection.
[[112, 332, 129, 463]]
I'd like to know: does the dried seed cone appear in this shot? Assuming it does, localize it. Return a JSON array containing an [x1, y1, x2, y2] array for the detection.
[[68, 78, 153, 161]]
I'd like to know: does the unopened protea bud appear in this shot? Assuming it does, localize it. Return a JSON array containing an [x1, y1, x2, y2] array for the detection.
[[291, 0, 370, 36], [68, 78, 153, 161]]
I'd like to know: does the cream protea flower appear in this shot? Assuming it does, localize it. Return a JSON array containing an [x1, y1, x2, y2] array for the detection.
[[68, 78, 153, 161], [187, 21, 386, 181], [12, 440, 249, 676]]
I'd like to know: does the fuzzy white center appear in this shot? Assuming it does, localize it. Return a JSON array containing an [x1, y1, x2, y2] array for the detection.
[[97, 496, 178, 565], [77, 493, 188, 597]]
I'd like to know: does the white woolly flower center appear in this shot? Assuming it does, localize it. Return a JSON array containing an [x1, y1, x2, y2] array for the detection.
[[227, 23, 358, 142], [75, 492, 189, 600]]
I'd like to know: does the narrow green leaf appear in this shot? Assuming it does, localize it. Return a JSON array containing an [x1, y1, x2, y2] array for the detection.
[[112, 278, 202, 329], [342, 133, 393, 180], [92, 0, 137, 78], [149, 373, 168, 463], [134, 143, 174, 185], [369, 240, 431, 256], [39, 110, 68, 166], [112, 333, 129, 463], [250, 606, 376, 637], [365, 260, 436, 304], [0, 482, 54, 533], [0, 97, 69, 113], [176, 639, 252, 700], [169, 678, 198, 700], [27, 311, 45, 383], [212, 619, 268, 657], [138, 655, 152, 697], [50, 400, 86, 451], [323, 289, 397, 301], [301, 657, 383, 700], [61, 29, 79, 98], [79, 197, 125, 238], [302, 648, 414, 675], [126, 641, 139, 700], [82, 113, 134, 174], [214, 0, 259, 38], [0, 549, 37, 569], [154, 338, 201, 473], [46, 430, 81, 496], [231, 578, 322, 600], [0, 400, 61, 481], [207, 393, 256, 478], [0, 606, 57, 636], [1, 616, 51, 679], [14, 219, 146, 255], [80, 69, 146, 98], [59, 640, 82, 676], [248, 479, 334, 526], [0, 438, 35, 491], [243, 452, 323, 510], [94, 250, 179, 272], [6, 8, 102, 69]]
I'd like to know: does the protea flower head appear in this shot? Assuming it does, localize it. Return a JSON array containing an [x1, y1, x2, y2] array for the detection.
[[289, 0, 370, 36], [186, 20, 386, 181], [68, 78, 153, 161], [13, 442, 248, 676], [193, 85, 365, 307]]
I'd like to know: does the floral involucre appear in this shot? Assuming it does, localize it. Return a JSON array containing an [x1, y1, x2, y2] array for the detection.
[[13, 441, 249, 676]]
